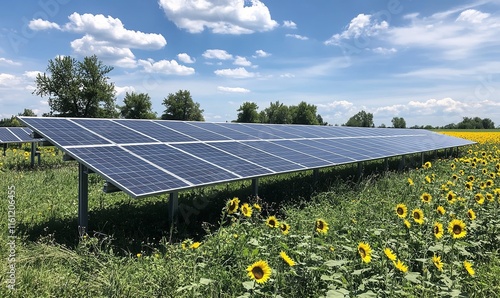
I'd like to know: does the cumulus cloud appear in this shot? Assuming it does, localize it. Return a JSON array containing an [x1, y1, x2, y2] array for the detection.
[[158, 0, 278, 34], [203, 49, 233, 60], [233, 56, 252, 66], [317, 100, 354, 111], [0, 73, 19, 86], [279, 73, 295, 78], [217, 86, 250, 93], [23, 71, 42, 79], [177, 53, 195, 63], [254, 49, 270, 57], [325, 14, 388, 45], [286, 34, 308, 40], [372, 47, 397, 54], [408, 97, 468, 114], [115, 86, 136, 96], [456, 9, 490, 24], [138, 58, 195, 75], [283, 20, 297, 29], [214, 67, 256, 78], [28, 19, 61, 30], [0, 58, 21, 66]]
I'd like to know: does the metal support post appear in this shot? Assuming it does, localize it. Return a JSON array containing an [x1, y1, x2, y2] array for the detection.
[[384, 158, 389, 171], [169, 192, 178, 224], [30, 142, 36, 167], [421, 152, 424, 167], [78, 163, 89, 236], [252, 178, 259, 197], [357, 162, 363, 179], [313, 169, 319, 182], [3, 143, 6, 156]]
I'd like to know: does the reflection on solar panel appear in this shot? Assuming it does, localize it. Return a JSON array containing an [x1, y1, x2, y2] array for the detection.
[[0, 127, 42, 143], [18, 117, 475, 198]]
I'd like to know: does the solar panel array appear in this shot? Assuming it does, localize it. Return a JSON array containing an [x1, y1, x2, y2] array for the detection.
[[18, 117, 475, 198], [0, 127, 42, 143]]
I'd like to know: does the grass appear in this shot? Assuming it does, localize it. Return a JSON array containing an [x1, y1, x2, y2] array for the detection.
[[1, 140, 500, 297]]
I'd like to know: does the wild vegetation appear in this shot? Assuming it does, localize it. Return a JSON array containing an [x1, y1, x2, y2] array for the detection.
[[1, 131, 500, 297]]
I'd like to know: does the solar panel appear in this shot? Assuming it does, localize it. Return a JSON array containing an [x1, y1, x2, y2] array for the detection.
[[0, 127, 43, 143], [18, 117, 475, 198]]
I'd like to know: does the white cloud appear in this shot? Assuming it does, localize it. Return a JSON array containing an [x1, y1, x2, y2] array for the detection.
[[456, 9, 490, 24], [115, 86, 136, 96], [158, 0, 278, 34], [138, 58, 195, 75], [254, 50, 270, 58], [286, 34, 308, 40], [317, 100, 354, 111], [28, 19, 61, 30], [70, 35, 138, 68], [177, 53, 195, 63], [203, 49, 233, 60], [325, 14, 388, 45], [280, 73, 295, 78], [233, 56, 251, 66], [408, 97, 468, 114], [23, 71, 42, 79], [0, 58, 21, 66], [373, 104, 408, 115], [217, 86, 250, 93], [214, 67, 256, 78], [0, 73, 18, 86], [283, 20, 297, 29], [371, 47, 397, 54]]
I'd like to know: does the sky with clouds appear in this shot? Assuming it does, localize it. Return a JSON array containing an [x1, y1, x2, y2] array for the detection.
[[1, 0, 499, 127]]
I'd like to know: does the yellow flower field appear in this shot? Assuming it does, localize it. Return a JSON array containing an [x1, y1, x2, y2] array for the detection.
[[438, 130, 500, 143]]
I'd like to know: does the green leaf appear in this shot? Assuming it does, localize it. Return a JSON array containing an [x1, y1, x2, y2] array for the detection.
[[321, 275, 334, 281], [404, 271, 421, 284], [325, 288, 349, 298], [324, 260, 348, 267], [248, 238, 259, 246], [242, 281, 255, 290], [357, 290, 378, 297], [199, 278, 213, 285], [352, 268, 371, 275]]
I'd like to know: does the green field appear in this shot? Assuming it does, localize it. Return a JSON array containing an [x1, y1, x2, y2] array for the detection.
[[1, 143, 500, 297]]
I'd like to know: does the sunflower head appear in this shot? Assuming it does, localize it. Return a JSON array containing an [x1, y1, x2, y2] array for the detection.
[[190, 242, 201, 249], [423, 161, 432, 169], [467, 209, 476, 221], [436, 206, 446, 215], [253, 203, 262, 212], [240, 203, 253, 217], [247, 260, 272, 284], [447, 191, 457, 203], [395, 204, 407, 218], [227, 197, 240, 214], [358, 242, 372, 263], [404, 219, 411, 229], [384, 248, 397, 261], [433, 222, 444, 239], [266, 216, 279, 228], [421, 192, 432, 204], [412, 209, 424, 225], [463, 260, 475, 276], [407, 178, 414, 186], [280, 223, 290, 235], [475, 193, 485, 205], [394, 259, 408, 273], [448, 219, 467, 239], [315, 219, 329, 234], [279, 251, 296, 267], [433, 255, 444, 272]]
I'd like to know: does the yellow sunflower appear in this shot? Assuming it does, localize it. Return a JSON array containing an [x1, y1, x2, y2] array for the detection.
[[436, 206, 446, 215], [467, 209, 476, 221], [425, 176, 432, 183], [241, 203, 252, 217], [421, 192, 432, 204], [433, 255, 444, 272], [468, 175, 475, 182], [384, 248, 397, 261], [253, 203, 262, 212], [407, 178, 414, 186], [486, 179, 494, 188], [475, 193, 485, 205], [247, 260, 272, 284], [463, 260, 475, 276], [315, 219, 329, 234], [404, 219, 411, 229], [190, 242, 202, 249], [486, 193, 494, 202], [433, 222, 444, 239], [266, 216, 279, 228], [395, 203, 408, 218], [448, 219, 467, 239], [394, 259, 408, 273], [412, 209, 424, 225], [451, 174, 459, 181], [358, 242, 372, 263], [279, 251, 296, 267], [280, 223, 290, 235], [446, 191, 457, 204], [227, 197, 240, 214], [423, 161, 432, 169], [451, 163, 456, 170]]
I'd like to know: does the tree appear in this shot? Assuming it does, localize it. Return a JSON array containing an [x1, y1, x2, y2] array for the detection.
[[34, 55, 117, 118], [18, 109, 36, 117], [290, 101, 320, 125], [263, 101, 291, 124], [161, 90, 204, 121], [235, 102, 260, 123], [391, 117, 406, 128], [345, 110, 374, 127], [120, 92, 156, 119]]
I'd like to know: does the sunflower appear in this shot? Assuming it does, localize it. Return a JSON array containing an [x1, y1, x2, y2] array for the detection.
[[467, 209, 476, 221], [451, 163, 456, 170], [436, 206, 446, 216], [227, 197, 240, 214], [241, 203, 253, 217], [407, 178, 414, 186], [482, 168, 488, 175], [448, 219, 467, 239], [421, 192, 432, 204], [181, 240, 189, 250], [395, 204, 408, 218], [280, 223, 290, 235], [425, 176, 432, 183], [404, 219, 411, 229], [412, 209, 424, 225], [490, 172, 496, 179], [358, 242, 372, 263], [459, 169, 465, 175], [253, 203, 262, 212], [480, 182, 486, 189], [486, 193, 494, 202], [279, 251, 296, 267], [451, 174, 458, 181], [423, 161, 432, 169], [266, 216, 279, 228], [446, 191, 457, 204], [433, 222, 444, 239], [315, 219, 329, 234], [475, 193, 485, 205], [190, 242, 202, 249], [465, 182, 474, 191], [486, 179, 494, 188], [247, 260, 272, 284], [433, 255, 444, 272], [394, 259, 408, 273], [384, 248, 397, 261], [463, 260, 475, 276], [468, 175, 475, 182]]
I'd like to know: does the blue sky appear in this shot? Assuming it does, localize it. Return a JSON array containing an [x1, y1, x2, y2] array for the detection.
[[1, 0, 500, 127]]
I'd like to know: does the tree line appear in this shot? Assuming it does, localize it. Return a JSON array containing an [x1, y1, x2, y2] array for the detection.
[[0, 55, 497, 129]]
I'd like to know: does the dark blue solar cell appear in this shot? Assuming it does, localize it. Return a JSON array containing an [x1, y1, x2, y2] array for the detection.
[[244, 141, 331, 168], [227, 123, 285, 139], [9, 127, 35, 142], [189, 122, 259, 140], [115, 119, 196, 143], [18, 117, 111, 146], [335, 138, 395, 159], [72, 119, 157, 144], [210, 142, 304, 173], [0, 128, 21, 143], [66, 146, 189, 197], [269, 140, 354, 164], [155, 121, 231, 141], [125, 144, 239, 185], [172, 142, 272, 177]]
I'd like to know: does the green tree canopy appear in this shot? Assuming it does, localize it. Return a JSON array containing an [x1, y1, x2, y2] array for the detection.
[[18, 109, 36, 117], [34, 55, 117, 118], [120, 92, 156, 119], [161, 90, 204, 121], [391, 117, 406, 128], [263, 101, 291, 124], [345, 110, 374, 127], [235, 102, 260, 123], [456, 117, 495, 129], [290, 101, 321, 125]]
